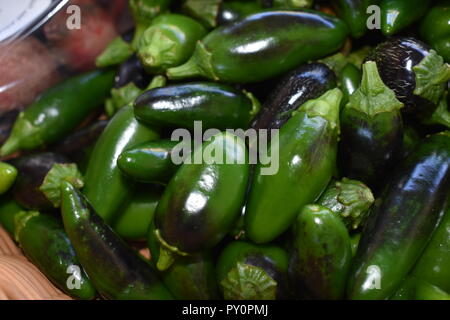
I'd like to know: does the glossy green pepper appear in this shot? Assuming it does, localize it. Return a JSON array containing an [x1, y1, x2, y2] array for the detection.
[[14, 211, 96, 300], [129, 0, 172, 49], [153, 132, 249, 271], [339, 63, 361, 109], [147, 221, 220, 299], [245, 88, 342, 244], [347, 132, 450, 300], [137, 14, 207, 73], [0, 197, 23, 235], [0, 69, 115, 157], [166, 10, 349, 83], [420, 2, 450, 62], [113, 186, 162, 241], [408, 203, 450, 293], [380, 0, 430, 36], [134, 82, 259, 130], [216, 241, 290, 300], [117, 140, 180, 184], [61, 181, 173, 300], [0, 162, 17, 195], [317, 178, 374, 231], [288, 204, 352, 300], [217, 1, 265, 26], [335, 0, 376, 38], [83, 105, 159, 224]]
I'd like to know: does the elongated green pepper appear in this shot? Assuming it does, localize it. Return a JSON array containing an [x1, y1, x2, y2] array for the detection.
[[347, 132, 450, 300], [117, 140, 180, 184], [153, 132, 249, 270], [83, 105, 159, 223], [14, 211, 96, 300], [0, 162, 17, 195], [245, 88, 342, 244], [137, 14, 207, 73], [167, 11, 348, 83], [289, 205, 352, 300], [317, 178, 374, 231], [0, 69, 115, 157], [420, 2, 450, 62], [61, 181, 173, 300], [339, 61, 404, 192], [216, 241, 290, 300], [380, 0, 430, 36], [408, 203, 450, 294]]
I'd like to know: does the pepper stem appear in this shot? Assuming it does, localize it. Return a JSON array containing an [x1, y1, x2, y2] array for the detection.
[[0, 137, 20, 157], [153, 229, 189, 271]]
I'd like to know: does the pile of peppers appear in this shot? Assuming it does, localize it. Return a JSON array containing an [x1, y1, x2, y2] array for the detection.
[[1, 0, 450, 300]]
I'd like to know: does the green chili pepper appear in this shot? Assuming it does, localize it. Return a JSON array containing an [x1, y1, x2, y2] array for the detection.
[[245, 88, 342, 244], [420, 2, 450, 63], [347, 132, 450, 300], [317, 178, 374, 231], [129, 0, 172, 49], [113, 186, 162, 241], [339, 63, 361, 109], [61, 181, 173, 300], [0, 69, 115, 157], [166, 10, 348, 83], [137, 14, 207, 73], [147, 221, 220, 299], [380, 0, 430, 36], [0, 162, 17, 195], [14, 211, 96, 299], [117, 140, 180, 184], [335, 0, 376, 38], [82, 105, 159, 224], [217, 1, 265, 26], [134, 82, 259, 130], [216, 241, 290, 300], [288, 204, 352, 300], [153, 132, 249, 271], [0, 197, 23, 235], [339, 61, 404, 192], [408, 203, 450, 294]]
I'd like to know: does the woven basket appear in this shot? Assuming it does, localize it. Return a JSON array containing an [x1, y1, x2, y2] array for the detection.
[[0, 226, 71, 300]]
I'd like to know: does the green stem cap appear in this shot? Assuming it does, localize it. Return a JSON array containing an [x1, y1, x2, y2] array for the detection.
[[413, 50, 450, 105], [346, 61, 404, 117], [221, 262, 277, 300], [154, 229, 189, 271]]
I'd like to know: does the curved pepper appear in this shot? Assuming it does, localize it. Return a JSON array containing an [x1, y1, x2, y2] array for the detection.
[[0, 69, 115, 157], [245, 88, 342, 244], [166, 10, 348, 83], [83, 105, 159, 224], [61, 181, 173, 300], [14, 211, 96, 300], [347, 132, 450, 300]]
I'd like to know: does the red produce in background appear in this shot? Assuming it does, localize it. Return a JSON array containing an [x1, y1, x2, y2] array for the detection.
[[0, 38, 61, 112], [0, 0, 127, 112]]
